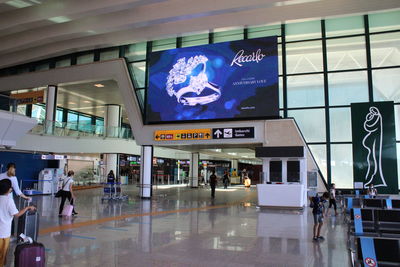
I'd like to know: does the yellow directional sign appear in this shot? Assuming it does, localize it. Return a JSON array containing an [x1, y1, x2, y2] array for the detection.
[[154, 129, 212, 141]]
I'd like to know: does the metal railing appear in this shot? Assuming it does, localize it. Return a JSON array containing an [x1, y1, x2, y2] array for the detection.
[[30, 119, 134, 139]]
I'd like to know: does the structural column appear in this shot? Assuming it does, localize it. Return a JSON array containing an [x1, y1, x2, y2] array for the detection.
[[139, 200, 152, 252], [104, 104, 121, 138], [231, 159, 238, 174], [104, 104, 121, 179], [140, 145, 153, 198], [45, 85, 57, 134], [262, 158, 270, 184], [189, 152, 199, 188]]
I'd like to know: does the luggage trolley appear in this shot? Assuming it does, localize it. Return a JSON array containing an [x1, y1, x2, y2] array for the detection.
[[101, 182, 128, 201]]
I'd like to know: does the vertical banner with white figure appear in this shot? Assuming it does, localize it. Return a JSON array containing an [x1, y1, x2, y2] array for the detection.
[[351, 101, 398, 194]]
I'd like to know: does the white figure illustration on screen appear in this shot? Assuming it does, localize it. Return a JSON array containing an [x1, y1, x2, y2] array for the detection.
[[362, 106, 387, 188], [166, 55, 221, 106]]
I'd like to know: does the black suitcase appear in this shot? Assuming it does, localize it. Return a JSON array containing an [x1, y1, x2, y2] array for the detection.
[[17, 209, 39, 242], [14, 242, 45, 267]]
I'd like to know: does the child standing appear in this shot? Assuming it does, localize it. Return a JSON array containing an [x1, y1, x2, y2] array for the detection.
[[0, 179, 35, 267], [311, 192, 330, 241]]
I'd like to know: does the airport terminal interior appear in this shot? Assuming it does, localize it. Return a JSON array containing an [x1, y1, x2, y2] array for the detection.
[[0, 1, 399, 266]]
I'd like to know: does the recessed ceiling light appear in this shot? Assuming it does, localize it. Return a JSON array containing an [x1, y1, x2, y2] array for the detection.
[[94, 84, 104, 88], [68, 102, 76, 105], [83, 100, 91, 103]]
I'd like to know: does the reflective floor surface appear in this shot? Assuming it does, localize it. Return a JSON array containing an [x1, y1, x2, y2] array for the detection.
[[6, 185, 350, 267]]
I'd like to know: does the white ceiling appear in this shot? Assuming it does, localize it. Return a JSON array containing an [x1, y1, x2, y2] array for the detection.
[[57, 80, 127, 119], [0, 0, 398, 69]]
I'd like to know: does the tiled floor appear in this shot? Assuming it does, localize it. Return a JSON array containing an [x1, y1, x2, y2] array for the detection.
[[6, 185, 350, 267]]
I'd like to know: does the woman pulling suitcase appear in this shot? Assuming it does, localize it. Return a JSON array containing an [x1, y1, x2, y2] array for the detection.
[[58, 171, 77, 217]]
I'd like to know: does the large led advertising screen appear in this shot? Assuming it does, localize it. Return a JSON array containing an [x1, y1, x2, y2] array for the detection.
[[146, 36, 279, 124]]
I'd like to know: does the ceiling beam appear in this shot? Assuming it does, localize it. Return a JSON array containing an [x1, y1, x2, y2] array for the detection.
[[0, 0, 282, 54], [0, 0, 398, 68]]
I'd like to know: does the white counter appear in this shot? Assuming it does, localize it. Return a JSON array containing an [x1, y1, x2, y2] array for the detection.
[[257, 184, 306, 208]]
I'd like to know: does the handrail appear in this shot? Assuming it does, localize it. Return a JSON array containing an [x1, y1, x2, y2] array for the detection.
[[30, 119, 134, 140]]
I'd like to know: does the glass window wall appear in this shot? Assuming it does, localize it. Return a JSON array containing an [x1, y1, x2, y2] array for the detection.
[[308, 144, 327, 179], [248, 25, 281, 39], [130, 62, 146, 88], [286, 41, 323, 74], [100, 49, 119, 61], [55, 58, 71, 68], [182, 33, 209, 47], [287, 74, 324, 108], [325, 15, 364, 37], [77, 53, 94, 65], [125, 42, 147, 61], [67, 111, 78, 130], [328, 71, 369, 106], [331, 144, 353, 188], [288, 109, 326, 142], [372, 68, 400, 103], [330, 107, 352, 142], [370, 32, 400, 68], [326, 36, 366, 71], [369, 10, 400, 33], [285, 20, 321, 41], [213, 29, 244, 43]]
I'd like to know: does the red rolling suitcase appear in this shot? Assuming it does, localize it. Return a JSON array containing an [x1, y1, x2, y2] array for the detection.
[[14, 242, 45, 267]]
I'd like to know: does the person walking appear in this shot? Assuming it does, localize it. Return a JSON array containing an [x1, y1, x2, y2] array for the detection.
[[209, 171, 217, 198], [223, 171, 229, 189], [0, 163, 32, 202], [327, 183, 338, 216], [58, 171, 77, 217]]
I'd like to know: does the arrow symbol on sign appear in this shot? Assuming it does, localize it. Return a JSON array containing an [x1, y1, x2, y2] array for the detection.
[[155, 135, 160, 139], [214, 130, 222, 138], [205, 133, 210, 138]]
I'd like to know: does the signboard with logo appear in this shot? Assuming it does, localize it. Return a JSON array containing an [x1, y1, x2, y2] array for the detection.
[[146, 37, 278, 124], [11, 91, 44, 105], [154, 129, 212, 141], [351, 101, 398, 194], [212, 127, 254, 139]]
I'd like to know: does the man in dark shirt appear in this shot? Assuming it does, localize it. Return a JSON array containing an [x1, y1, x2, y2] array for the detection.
[[209, 171, 217, 198]]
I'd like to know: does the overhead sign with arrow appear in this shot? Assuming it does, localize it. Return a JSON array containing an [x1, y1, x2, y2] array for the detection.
[[154, 129, 212, 141], [212, 127, 255, 139]]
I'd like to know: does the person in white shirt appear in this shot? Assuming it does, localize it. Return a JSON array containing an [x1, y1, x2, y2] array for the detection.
[[0, 163, 31, 202], [58, 170, 77, 217], [0, 179, 35, 267], [0, 163, 32, 239]]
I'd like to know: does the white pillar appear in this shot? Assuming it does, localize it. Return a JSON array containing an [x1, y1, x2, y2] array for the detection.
[[45, 85, 57, 134], [105, 154, 118, 183], [140, 145, 153, 198], [231, 159, 238, 173], [139, 200, 152, 252], [45, 85, 57, 122], [262, 158, 270, 183], [282, 159, 288, 183], [189, 153, 199, 188], [104, 104, 121, 180], [104, 104, 121, 138]]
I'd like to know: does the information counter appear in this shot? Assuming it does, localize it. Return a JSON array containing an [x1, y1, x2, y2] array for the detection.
[[257, 183, 305, 209]]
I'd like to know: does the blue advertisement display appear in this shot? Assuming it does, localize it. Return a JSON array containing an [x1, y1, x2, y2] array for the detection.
[[146, 36, 279, 124]]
